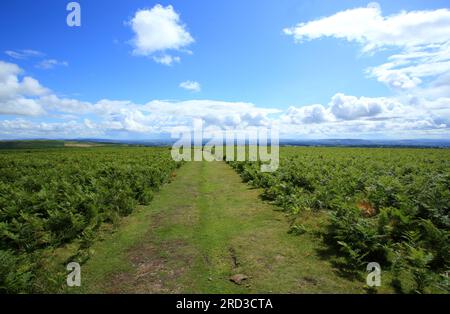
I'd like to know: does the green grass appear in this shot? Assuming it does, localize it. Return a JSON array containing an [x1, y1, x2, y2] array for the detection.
[[69, 160, 392, 294]]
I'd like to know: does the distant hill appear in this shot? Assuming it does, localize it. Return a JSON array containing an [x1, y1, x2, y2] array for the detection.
[[279, 138, 450, 148], [0, 140, 65, 149], [0, 140, 123, 149], [62, 137, 450, 148], [1, 138, 449, 149]]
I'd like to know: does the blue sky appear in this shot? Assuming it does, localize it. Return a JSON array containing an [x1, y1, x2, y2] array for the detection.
[[0, 0, 449, 139]]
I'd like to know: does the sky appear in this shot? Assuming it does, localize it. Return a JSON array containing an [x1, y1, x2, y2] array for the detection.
[[0, 0, 449, 140]]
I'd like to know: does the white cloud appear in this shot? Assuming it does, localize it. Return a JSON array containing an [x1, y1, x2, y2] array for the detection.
[[330, 93, 402, 120], [279, 92, 449, 138], [39, 94, 92, 114], [129, 4, 194, 65], [283, 4, 450, 52], [282, 104, 330, 124], [4, 49, 44, 60], [0, 61, 47, 116], [142, 99, 280, 130], [21, 77, 49, 96], [1, 98, 44, 116], [281, 93, 406, 124], [153, 54, 180, 66], [368, 44, 450, 92], [0, 61, 21, 99], [179, 80, 201, 92], [36, 59, 69, 70], [5, 49, 68, 71], [0, 119, 102, 138], [419, 72, 450, 99]]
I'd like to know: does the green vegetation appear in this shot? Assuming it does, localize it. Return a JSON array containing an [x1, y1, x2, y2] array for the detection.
[[0, 145, 448, 294], [0, 147, 181, 293], [227, 147, 450, 293]]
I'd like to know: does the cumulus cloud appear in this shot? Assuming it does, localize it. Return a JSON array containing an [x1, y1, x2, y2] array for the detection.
[[279, 92, 449, 139], [39, 94, 92, 114], [282, 104, 330, 124], [0, 119, 102, 138], [329, 93, 403, 120], [129, 4, 194, 65], [142, 99, 280, 130], [179, 80, 201, 92], [0, 61, 47, 116], [282, 93, 407, 124], [1, 98, 44, 116]]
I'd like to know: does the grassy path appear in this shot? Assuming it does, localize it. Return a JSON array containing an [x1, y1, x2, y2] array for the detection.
[[76, 161, 366, 293]]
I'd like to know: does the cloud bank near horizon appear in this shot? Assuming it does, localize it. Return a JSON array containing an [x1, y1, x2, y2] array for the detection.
[[0, 57, 448, 139]]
